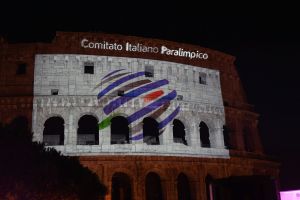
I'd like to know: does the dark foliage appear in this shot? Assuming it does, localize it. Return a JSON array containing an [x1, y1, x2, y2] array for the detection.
[[0, 121, 106, 200]]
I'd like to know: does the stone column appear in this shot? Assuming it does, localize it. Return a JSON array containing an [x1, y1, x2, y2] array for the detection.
[[210, 126, 225, 149], [190, 180, 202, 200], [32, 98, 40, 142], [105, 180, 112, 200], [98, 128, 104, 145], [164, 178, 177, 200], [185, 122, 192, 146], [191, 121, 200, 147], [136, 167, 145, 200], [133, 173, 143, 200], [162, 123, 173, 145], [100, 126, 110, 145], [67, 111, 76, 145], [63, 119, 68, 146], [131, 121, 143, 144]]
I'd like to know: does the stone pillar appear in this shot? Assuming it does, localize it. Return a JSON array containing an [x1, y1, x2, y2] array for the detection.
[[136, 169, 145, 200], [105, 180, 112, 200], [100, 127, 110, 145], [209, 128, 216, 148], [215, 126, 225, 148], [190, 121, 200, 147], [210, 121, 225, 149], [98, 129, 104, 145], [133, 174, 143, 200], [64, 113, 73, 145], [185, 124, 192, 146], [131, 121, 143, 144], [63, 119, 68, 145], [67, 111, 76, 145], [162, 123, 173, 145], [32, 98, 40, 142], [164, 179, 177, 200], [190, 180, 202, 200]]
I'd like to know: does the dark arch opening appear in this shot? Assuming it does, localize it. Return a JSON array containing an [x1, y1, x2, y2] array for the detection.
[[145, 172, 163, 200], [111, 116, 129, 144], [43, 117, 64, 145], [143, 117, 159, 145], [206, 175, 214, 200], [200, 121, 210, 147], [77, 115, 98, 145], [177, 173, 191, 200], [223, 125, 231, 149], [111, 172, 132, 200], [173, 119, 187, 145]]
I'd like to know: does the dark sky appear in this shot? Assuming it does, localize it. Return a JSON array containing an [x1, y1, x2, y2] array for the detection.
[[1, 2, 299, 190]]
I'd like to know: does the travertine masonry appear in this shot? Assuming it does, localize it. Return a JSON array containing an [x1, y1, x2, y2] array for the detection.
[[32, 54, 228, 157]]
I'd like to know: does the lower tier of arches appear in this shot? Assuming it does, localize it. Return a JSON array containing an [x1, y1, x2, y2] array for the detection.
[[79, 155, 280, 200]]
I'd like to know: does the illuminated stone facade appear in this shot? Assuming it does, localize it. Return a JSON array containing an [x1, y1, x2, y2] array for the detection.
[[32, 54, 227, 157], [0, 32, 280, 200]]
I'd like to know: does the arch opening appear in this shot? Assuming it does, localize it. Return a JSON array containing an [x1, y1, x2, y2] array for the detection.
[[223, 125, 231, 149], [177, 173, 191, 200], [173, 119, 187, 145], [43, 117, 64, 145], [77, 115, 99, 145], [200, 121, 210, 148], [143, 117, 160, 145], [206, 175, 214, 200], [145, 172, 163, 200], [111, 116, 130, 144], [111, 172, 132, 200]]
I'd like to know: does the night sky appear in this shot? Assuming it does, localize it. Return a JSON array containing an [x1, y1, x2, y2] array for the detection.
[[1, 2, 299, 191]]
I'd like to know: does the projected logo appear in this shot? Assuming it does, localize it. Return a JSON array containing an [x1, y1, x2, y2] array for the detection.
[[96, 69, 180, 140]]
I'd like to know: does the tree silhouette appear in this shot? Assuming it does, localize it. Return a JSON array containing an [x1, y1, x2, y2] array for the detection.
[[0, 121, 106, 200]]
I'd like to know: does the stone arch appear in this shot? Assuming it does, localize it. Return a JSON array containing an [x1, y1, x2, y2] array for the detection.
[[77, 112, 99, 126], [177, 173, 191, 200], [205, 174, 214, 200], [107, 112, 130, 129], [77, 114, 99, 145], [43, 116, 64, 145], [174, 113, 192, 144], [145, 172, 163, 200], [199, 121, 211, 147], [111, 112, 129, 118], [143, 117, 159, 145], [33, 113, 65, 144], [175, 169, 200, 200], [111, 172, 132, 200], [42, 114, 65, 126], [111, 115, 130, 144], [175, 114, 192, 131], [173, 119, 187, 145], [143, 168, 168, 182], [109, 167, 136, 181], [198, 116, 215, 131]]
